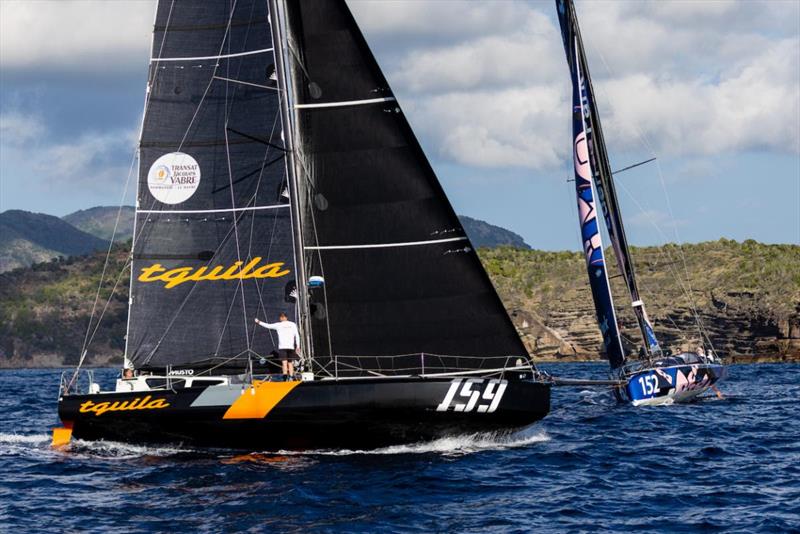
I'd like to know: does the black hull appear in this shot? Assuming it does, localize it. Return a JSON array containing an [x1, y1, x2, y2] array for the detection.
[[58, 377, 550, 450]]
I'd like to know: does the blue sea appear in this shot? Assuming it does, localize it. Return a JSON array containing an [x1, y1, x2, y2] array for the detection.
[[1, 363, 798, 533]]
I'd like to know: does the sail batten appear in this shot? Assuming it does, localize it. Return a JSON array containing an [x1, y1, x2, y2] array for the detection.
[[151, 47, 275, 63]]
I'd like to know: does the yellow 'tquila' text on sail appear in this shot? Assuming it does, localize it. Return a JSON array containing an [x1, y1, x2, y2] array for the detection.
[[137, 257, 290, 289]]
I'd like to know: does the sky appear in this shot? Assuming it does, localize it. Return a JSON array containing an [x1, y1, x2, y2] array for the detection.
[[0, 0, 798, 250]]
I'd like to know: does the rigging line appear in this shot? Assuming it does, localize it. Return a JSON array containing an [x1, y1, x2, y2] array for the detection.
[[294, 96, 396, 109], [615, 178, 711, 347], [303, 160, 336, 374], [589, 40, 712, 352], [305, 237, 468, 250], [80, 149, 138, 357], [249, 211, 282, 350], [141, 207, 249, 366], [213, 75, 278, 91], [210, 0, 264, 362], [210, 155, 285, 194], [151, 47, 273, 62], [136, 1, 247, 365], [223, 82, 251, 353], [225, 127, 287, 152], [247, 112, 282, 350], [137, 204, 289, 214], [85, 260, 132, 350], [82, 0, 176, 377], [612, 157, 657, 176], [213, 273, 244, 358], [175, 0, 240, 153], [124, 0, 212, 292]]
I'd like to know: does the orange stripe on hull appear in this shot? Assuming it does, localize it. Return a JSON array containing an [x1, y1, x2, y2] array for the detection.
[[223, 380, 301, 420]]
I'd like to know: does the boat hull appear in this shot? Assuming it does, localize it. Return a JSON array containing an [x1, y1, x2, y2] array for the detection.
[[619, 363, 726, 406], [57, 376, 550, 450]]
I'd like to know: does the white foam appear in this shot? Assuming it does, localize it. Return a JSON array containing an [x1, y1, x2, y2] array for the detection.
[[277, 429, 550, 457], [70, 438, 190, 458], [0, 433, 50, 445]]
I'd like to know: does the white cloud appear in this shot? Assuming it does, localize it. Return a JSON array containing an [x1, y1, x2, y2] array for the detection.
[[0, 0, 154, 71], [350, 0, 532, 41], [1, 110, 135, 191], [0, 112, 46, 144], [372, 0, 800, 169], [407, 87, 567, 169], [1, 0, 797, 173], [392, 9, 562, 94], [600, 37, 800, 156]]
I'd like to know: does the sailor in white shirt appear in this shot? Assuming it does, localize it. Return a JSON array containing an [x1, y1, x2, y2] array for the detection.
[[254, 312, 300, 378]]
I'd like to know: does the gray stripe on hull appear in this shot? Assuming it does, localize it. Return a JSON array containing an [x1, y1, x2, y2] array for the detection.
[[190, 385, 245, 407]]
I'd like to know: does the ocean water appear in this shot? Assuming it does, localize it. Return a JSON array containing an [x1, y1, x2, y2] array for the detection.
[[1, 363, 798, 533]]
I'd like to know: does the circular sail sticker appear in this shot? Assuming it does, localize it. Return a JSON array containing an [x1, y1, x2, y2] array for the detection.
[[147, 152, 201, 204]]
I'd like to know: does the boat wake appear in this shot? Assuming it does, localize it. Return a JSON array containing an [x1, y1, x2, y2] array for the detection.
[[278, 428, 550, 457], [0, 432, 192, 460], [68, 439, 192, 459]]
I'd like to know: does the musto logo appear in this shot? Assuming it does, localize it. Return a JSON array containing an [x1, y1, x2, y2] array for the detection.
[[436, 378, 508, 413], [147, 152, 201, 205], [138, 256, 290, 289], [79, 395, 170, 416]]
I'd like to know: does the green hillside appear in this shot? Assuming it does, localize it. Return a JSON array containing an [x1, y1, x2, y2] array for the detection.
[[0, 239, 798, 367], [0, 210, 109, 272], [63, 206, 135, 242]]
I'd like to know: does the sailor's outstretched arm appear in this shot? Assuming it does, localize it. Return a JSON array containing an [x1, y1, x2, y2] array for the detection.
[[254, 318, 279, 330]]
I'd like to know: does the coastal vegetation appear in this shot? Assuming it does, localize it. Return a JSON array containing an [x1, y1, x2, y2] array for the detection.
[[0, 239, 797, 367]]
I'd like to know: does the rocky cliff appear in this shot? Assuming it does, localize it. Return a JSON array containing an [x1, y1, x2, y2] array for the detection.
[[481, 240, 800, 363]]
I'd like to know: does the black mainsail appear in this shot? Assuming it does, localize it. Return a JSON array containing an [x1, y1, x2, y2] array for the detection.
[[274, 0, 529, 375], [556, 0, 660, 360], [127, 1, 297, 370]]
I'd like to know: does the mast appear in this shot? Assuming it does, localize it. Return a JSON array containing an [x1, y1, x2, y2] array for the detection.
[[269, 0, 313, 364], [557, 0, 660, 358], [564, 26, 626, 369]]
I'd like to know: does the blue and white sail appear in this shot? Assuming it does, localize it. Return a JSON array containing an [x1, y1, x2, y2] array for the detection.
[[567, 43, 626, 369], [557, 0, 661, 363]]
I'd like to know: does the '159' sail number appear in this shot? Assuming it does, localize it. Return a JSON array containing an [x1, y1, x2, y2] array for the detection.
[[436, 378, 508, 413]]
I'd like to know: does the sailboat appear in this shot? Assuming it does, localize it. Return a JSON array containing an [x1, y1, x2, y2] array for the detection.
[[555, 0, 726, 406], [53, 0, 550, 449]]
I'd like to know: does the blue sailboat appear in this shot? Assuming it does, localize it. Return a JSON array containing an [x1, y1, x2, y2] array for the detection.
[[555, 0, 726, 405]]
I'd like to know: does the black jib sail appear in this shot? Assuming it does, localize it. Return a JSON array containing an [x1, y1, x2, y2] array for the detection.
[[556, 0, 660, 361], [272, 0, 529, 375], [126, 1, 297, 371]]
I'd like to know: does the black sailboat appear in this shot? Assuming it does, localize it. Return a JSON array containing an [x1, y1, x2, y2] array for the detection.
[[54, 0, 550, 449], [555, 0, 725, 405]]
